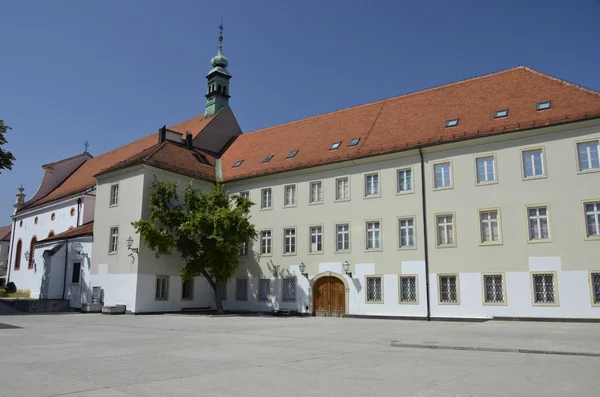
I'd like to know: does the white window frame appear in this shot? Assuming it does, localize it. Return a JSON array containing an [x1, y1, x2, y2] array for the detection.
[[155, 275, 169, 301], [109, 226, 119, 253], [589, 271, 600, 307], [525, 205, 552, 243], [235, 278, 248, 301], [309, 225, 323, 254], [364, 172, 380, 198], [260, 187, 272, 210], [283, 227, 296, 255], [478, 208, 502, 245], [365, 275, 383, 303], [435, 213, 456, 247], [335, 222, 351, 253], [365, 220, 382, 251], [282, 277, 297, 302], [283, 184, 297, 208], [396, 167, 414, 194], [530, 272, 559, 306], [309, 180, 324, 205], [239, 191, 250, 200], [398, 275, 418, 304], [239, 241, 248, 256], [433, 161, 453, 190], [521, 147, 547, 180], [181, 278, 194, 301], [474, 154, 498, 185], [260, 230, 272, 256], [397, 216, 416, 250], [109, 184, 119, 206], [481, 273, 506, 306], [438, 274, 460, 304], [583, 200, 600, 240], [258, 278, 271, 301], [334, 176, 351, 202], [576, 139, 600, 174]]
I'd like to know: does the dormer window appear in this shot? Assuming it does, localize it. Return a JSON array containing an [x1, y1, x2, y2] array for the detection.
[[494, 109, 508, 118], [348, 138, 360, 147], [445, 118, 459, 127], [233, 160, 243, 168], [536, 100, 552, 111], [262, 155, 274, 163], [330, 141, 342, 150], [287, 150, 298, 159]]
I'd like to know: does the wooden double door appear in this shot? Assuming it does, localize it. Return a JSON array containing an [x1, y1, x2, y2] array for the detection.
[[313, 276, 345, 317]]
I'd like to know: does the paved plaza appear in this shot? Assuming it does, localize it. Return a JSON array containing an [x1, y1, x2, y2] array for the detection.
[[1, 309, 600, 397]]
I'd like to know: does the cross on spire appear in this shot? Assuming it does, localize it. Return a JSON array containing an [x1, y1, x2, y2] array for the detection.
[[218, 18, 224, 46], [84, 141, 90, 153]]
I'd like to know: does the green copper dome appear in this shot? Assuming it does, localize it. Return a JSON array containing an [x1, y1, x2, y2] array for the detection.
[[211, 48, 228, 68]]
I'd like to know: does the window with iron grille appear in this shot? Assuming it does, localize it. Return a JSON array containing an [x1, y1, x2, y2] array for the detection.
[[260, 188, 272, 209], [182, 278, 193, 300], [527, 206, 550, 241], [366, 276, 383, 303], [309, 181, 323, 204], [591, 273, 600, 305], [336, 223, 350, 252], [335, 177, 350, 201], [282, 278, 296, 301], [236, 278, 248, 301], [584, 202, 600, 238], [310, 226, 323, 253], [283, 184, 296, 207], [364, 173, 380, 197], [399, 276, 417, 303], [259, 279, 271, 301], [439, 275, 458, 303], [284, 228, 296, 254], [483, 274, 504, 304], [532, 273, 557, 305], [155, 276, 169, 300], [260, 230, 272, 255], [397, 168, 413, 193]]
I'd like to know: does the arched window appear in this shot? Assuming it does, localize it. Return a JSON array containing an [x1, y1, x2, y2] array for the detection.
[[48, 230, 55, 238], [223, 86, 227, 95], [14, 239, 22, 270], [28, 236, 37, 269], [217, 84, 222, 93]]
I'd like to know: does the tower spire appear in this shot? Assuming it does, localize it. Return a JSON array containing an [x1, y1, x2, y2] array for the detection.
[[218, 18, 224, 53], [204, 20, 231, 118]]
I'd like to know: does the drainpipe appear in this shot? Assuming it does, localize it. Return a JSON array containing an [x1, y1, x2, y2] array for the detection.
[[418, 148, 431, 321], [62, 238, 69, 304], [76, 198, 82, 227], [6, 219, 16, 283]]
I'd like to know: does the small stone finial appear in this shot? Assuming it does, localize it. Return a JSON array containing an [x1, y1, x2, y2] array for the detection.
[[14, 185, 26, 213]]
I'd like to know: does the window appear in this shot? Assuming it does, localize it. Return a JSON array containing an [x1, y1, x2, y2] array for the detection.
[[48, 230, 55, 238], [28, 236, 37, 269], [236, 278, 248, 301], [309, 181, 323, 204], [584, 202, 600, 238], [336, 223, 350, 252], [182, 278, 194, 300], [479, 209, 501, 244], [261, 154, 274, 163], [483, 274, 505, 304], [399, 275, 417, 303], [577, 140, 600, 171], [445, 118, 459, 127], [398, 217, 416, 249], [260, 188, 272, 209], [330, 141, 341, 150], [155, 276, 169, 300], [239, 242, 248, 256], [438, 275, 459, 304], [522, 148, 545, 178], [239, 191, 249, 200], [71, 262, 81, 284], [366, 276, 383, 303], [397, 168, 413, 193], [109, 227, 119, 253], [260, 230, 272, 255], [309, 226, 323, 253], [70, 207, 75, 217], [436, 214, 455, 247], [14, 239, 22, 270], [536, 100, 551, 111], [590, 272, 600, 306], [282, 278, 296, 301], [335, 177, 350, 201], [284, 228, 296, 254], [475, 155, 496, 184], [531, 272, 557, 305], [110, 184, 119, 206], [348, 138, 360, 147], [527, 206, 551, 241], [258, 279, 271, 301], [233, 160, 243, 168], [51, 212, 56, 221], [34, 216, 38, 224], [434, 162, 452, 189], [287, 150, 298, 159], [366, 221, 381, 250], [283, 184, 296, 207], [494, 109, 508, 118], [364, 173, 379, 197]]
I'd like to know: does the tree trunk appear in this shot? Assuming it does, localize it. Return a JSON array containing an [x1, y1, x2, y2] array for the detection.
[[200, 269, 224, 314]]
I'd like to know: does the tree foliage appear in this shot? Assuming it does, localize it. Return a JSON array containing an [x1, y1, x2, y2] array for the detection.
[[0, 120, 16, 174], [132, 179, 257, 313]]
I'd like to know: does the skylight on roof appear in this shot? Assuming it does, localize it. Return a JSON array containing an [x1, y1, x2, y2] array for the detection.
[[330, 141, 342, 150], [536, 100, 552, 111], [348, 138, 360, 147], [287, 150, 298, 159], [262, 154, 274, 163], [494, 109, 508, 118], [232, 160, 243, 168], [445, 118, 459, 127]]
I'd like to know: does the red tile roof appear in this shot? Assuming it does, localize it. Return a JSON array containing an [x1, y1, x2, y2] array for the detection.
[[220, 67, 600, 181], [42, 221, 94, 242], [0, 225, 11, 242]]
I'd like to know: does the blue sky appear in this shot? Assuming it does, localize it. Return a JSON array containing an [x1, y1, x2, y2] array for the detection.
[[2, 0, 600, 222]]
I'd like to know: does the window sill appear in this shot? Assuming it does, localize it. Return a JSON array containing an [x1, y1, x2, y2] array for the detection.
[[479, 241, 503, 247], [282, 252, 297, 256], [308, 251, 323, 255], [435, 244, 457, 249], [438, 301, 460, 305], [526, 238, 553, 244], [584, 235, 600, 241], [283, 204, 297, 209], [396, 189, 415, 196], [433, 186, 454, 191], [365, 248, 383, 252], [522, 174, 548, 181], [308, 201, 324, 206], [334, 197, 351, 203], [532, 302, 559, 307], [363, 194, 381, 200], [398, 300, 419, 305], [365, 300, 384, 304], [109, 204, 119, 208], [259, 207, 273, 211], [483, 301, 507, 306], [334, 249, 351, 254], [108, 251, 118, 255], [260, 253, 273, 258], [577, 167, 600, 175], [475, 180, 498, 187], [398, 245, 417, 251]]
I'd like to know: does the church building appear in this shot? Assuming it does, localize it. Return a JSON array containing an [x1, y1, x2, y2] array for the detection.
[[5, 29, 600, 319]]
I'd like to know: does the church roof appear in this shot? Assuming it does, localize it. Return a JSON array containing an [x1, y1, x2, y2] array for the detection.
[[0, 225, 11, 242], [220, 66, 600, 181]]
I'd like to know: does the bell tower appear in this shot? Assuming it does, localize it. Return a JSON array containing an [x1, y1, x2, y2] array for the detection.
[[204, 22, 231, 118]]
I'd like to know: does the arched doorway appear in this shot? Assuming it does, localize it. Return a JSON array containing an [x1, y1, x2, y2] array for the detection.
[[313, 275, 347, 317]]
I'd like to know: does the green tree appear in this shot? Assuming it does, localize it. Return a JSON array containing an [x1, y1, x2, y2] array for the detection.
[[0, 120, 16, 173], [132, 179, 257, 313]]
